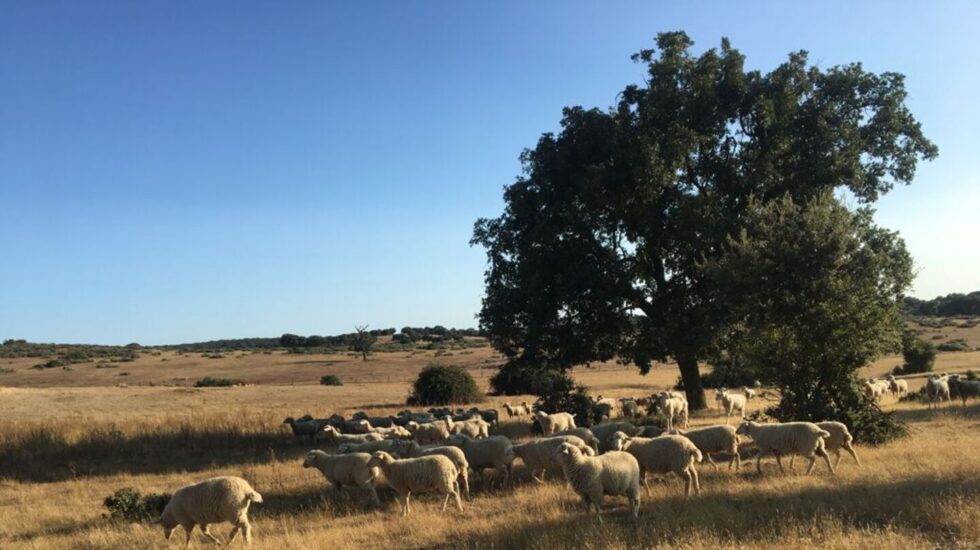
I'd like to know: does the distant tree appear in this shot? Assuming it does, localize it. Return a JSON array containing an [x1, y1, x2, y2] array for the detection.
[[472, 31, 936, 408], [279, 333, 305, 348], [894, 329, 937, 375], [350, 325, 376, 361], [704, 192, 911, 443]]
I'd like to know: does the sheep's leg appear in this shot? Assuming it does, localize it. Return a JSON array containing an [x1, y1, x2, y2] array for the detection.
[[225, 525, 240, 546], [403, 492, 412, 516], [641, 470, 653, 496], [818, 446, 835, 474], [441, 492, 451, 511], [755, 449, 765, 474], [530, 468, 545, 484], [804, 453, 817, 475], [704, 452, 718, 471], [730, 447, 741, 471], [182, 524, 195, 549], [460, 473, 470, 500], [844, 443, 860, 466], [775, 453, 785, 474], [691, 465, 701, 495], [367, 485, 381, 507], [681, 469, 692, 497], [454, 485, 464, 512], [200, 524, 221, 545], [241, 520, 252, 546]]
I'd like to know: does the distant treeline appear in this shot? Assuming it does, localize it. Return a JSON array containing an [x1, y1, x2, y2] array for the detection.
[[279, 326, 483, 349], [904, 291, 980, 317]]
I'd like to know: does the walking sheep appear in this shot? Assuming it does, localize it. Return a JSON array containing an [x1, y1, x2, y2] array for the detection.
[[610, 432, 702, 496], [789, 421, 860, 469], [502, 402, 530, 418], [468, 407, 500, 426], [668, 424, 740, 471], [154, 476, 262, 547], [926, 375, 951, 409], [886, 375, 908, 399], [319, 425, 384, 446], [406, 420, 451, 445], [367, 451, 463, 516], [445, 434, 515, 488], [534, 410, 577, 435], [283, 417, 322, 444], [949, 375, 980, 406], [336, 439, 403, 456], [554, 442, 641, 523], [445, 415, 490, 439], [655, 393, 689, 430], [551, 427, 602, 453], [512, 435, 594, 482], [303, 450, 380, 507], [390, 440, 471, 499], [735, 421, 834, 475], [714, 389, 747, 423]]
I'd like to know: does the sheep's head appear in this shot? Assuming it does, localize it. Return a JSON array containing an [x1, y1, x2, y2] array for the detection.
[[302, 450, 323, 468], [735, 421, 754, 436], [445, 434, 469, 447], [405, 421, 420, 433], [351, 411, 368, 420], [337, 444, 352, 454], [367, 451, 394, 468], [555, 442, 582, 462], [609, 431, 631, 451], [283, 417, 295, 425]]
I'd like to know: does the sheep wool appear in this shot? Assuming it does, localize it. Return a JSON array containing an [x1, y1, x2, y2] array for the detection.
[[367, 451, 463, 516], [556, 442, 640, 522], [736, 421, 835, 475], [589, 422, 640, 453], [534, 410, 577, 435], [610, 432, 702, 496], [391, 440, 471, 499], [155, 476, 262, 547], [445, 434, 515, 487], [512, 435, 593, 482], [302, 450, 380, 506], [669, 424, 740, 471]]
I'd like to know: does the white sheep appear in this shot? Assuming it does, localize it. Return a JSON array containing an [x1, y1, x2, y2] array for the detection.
[[655, 393, 688, 430], [926, 374, 951, 409], [367, 451, 463, 516], [551, 427, 601, 453], [789, 421, 859, 469], [735, 421, 834, 475], [589, 421, 640, 453], [714, 389, 747, 423], [371, 425, 413, 440], [336, 439, 403, 456], [534, 410, 577, 435], [668, 424, 740, 471], [594, 396, 619, 419], [406, 420, 451, 445], [390, 440, 471, 499], [319, 425, 384, 446], [445, 434, 515, 487], [445, 415, 490, 439], [502, 402, 530, 418], [154, 476, 262, 547], [554, 442, 640, 523], [610, 432, 702, 496], [742, 386, 757, 400], [886, 375, 908, 399], [303, 450, 380, 506], [512, 434, 594, 482], [863, 379, 889, 401]]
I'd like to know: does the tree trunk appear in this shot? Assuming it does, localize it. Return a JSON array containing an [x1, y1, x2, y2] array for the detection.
[[677, 354, 707, 410]]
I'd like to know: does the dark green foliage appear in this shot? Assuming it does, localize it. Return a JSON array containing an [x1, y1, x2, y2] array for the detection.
[[490, 359, 576, 396], [937, 339, 971, 352], [534, 384, 601, 428], [471, 32, 936, 412], [193, 377, 241, 387], [319, 374, 342, 386], [103, 487, 171, 522], [33, 359, 66, 369], [966, 370, 978, 381], [904, 292, 980, 316], [350, 325, 377, 361], [408, 365, 483, 406], [701, 353, 763, 389], [894, 331, 936, 375]]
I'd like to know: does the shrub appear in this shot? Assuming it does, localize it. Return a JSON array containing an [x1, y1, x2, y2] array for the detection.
[[967, 370, 978, 382], [103, 487, 171, 522], [0, 367, 13, 374], [407, 364, 483, 406], [700, 353, 763, 389], [33, 359, 66, 369], [937, 339, 971, 352], [193, 376, 241, 387], [490, 360, 574, 396], [893, 332, 936, 375], [96, 363, 119, 369], [319, 374, 342, 386]]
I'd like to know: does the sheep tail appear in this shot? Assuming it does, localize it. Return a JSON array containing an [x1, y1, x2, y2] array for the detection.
[[248, 490, 264, 504], [692, 448, 703, 464], [818, 430, 831, 439]]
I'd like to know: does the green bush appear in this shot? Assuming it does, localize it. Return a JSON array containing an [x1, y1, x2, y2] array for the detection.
[[193, 376, 241, 387], [966, 370, 978, 381], [407, 364, 483, 406], [103, 487, 171, 522], [937, 339, 971, 352], [490, 360, 575, 396], [893, 331, 935, 375], [319, 374, 342, 386]]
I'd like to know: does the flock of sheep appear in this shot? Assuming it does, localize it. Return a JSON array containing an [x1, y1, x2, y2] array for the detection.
[[864, 372, 980, 408], [150, 386, 871, 546]]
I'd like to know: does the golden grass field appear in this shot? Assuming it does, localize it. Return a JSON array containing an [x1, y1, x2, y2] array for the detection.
[[1, 323, 979, 549]]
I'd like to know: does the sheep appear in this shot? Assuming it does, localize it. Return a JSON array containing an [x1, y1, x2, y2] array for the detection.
[[610, 432, 702, 496], [319, 425, 384, 446], [351, 411, 395, 428], [589, 421, 640, 453], [926, 374, 951, 409], [668, 424, 740, 471], [371, 425, 414, 440], [283, 417, 322, 444], [886, 375, 908, 399], [715, 389, 747, 423], [468, 407, 500, 426], [389, 440, 471, 499], [393, 410, 436, 426], [948, 375, 980, 406], [594, 396, 618, 420], [336, 439, 403, 455], [367, 451, 463, 516], [406, 420, 451, 445], [637, 425, 665, 438], [735, 421, 834, 475], [502, 402, 530, 418], [619, 398, 640, 418], [512, 435, 594, 483], [534, 410, 577, 435], [303, 450, 380, 506], [154, 476, 263, 547], [863, 379, 889, 401], [554, 442, 641, 523], [551, 427, 601, 453], [655, 393, 688, 430], [742, 386, 757, 400], [789, 421, 860, 469], [445, 415, 490, 439], [445, 434, 515, 488]]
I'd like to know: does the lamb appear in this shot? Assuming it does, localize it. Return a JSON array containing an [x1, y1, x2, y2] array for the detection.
[[534, 410, 577, 435], [715, 389, 747, 423], [445, 434, 515, 487], [885, 375, 908, 399], [154, 476, 263, 547], [283, 417, 322, 444], [445, 415, 490, 439], [926, 374, 951, 409], [789, 421, 860, 469], [468, 407, 500, 426], [389, 440, 471, 499], [336, 439, 403, 455], [668, 424, 740, 471], [554, 442, 640, 522], [609, 432, 702, 496], [735, 421, 834, 475], [303, 450, 380, 506], [367, 451, 463, 516], [319, 425, 384, 446], [948, 375, 980, 406], [406, 420, 450, 445], [502, 402, 531, 418], [512, 435, 594, 482], [589, 421, 640, 453], [655, 393, 689, 430], [551, 427, 601, 453], [742, 386, 757, 400]]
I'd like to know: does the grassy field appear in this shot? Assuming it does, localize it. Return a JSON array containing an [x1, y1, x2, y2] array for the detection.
[[2, 332, 979, 549]]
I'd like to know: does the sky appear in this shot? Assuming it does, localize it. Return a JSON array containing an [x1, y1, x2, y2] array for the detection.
[[1, 1, 977, 345]]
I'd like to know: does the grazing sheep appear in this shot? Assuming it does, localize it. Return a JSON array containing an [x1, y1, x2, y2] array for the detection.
[[336, 439, 403, 456], [714, 389, 747, 423], [445, 434, 515, 488], [534, 410, 577, 435], [393, 410, 436, 426], [406, 420, 451, 445], [655, 393, 689, 430], [155, 476, 263, 547], [669, 424, 740, 471], [555, 442, 641, 523], [551, 427, 601, 453], [610, 432, 702, 496], [736, 421, 834, 475], [926, 375, 952, 409], [319, 425, 384, 446], [445, 415, 490, 439], [283, 417, 321, 444], [367, 451, 463, 516], [390, 440, 471, 499], [502, 402, 530, 418], [589, 421, 640, 453], [468, 407, 500, 426], [790, 421, 860, 469], [303, 450, 380, 506], [512, 435, 594, 482], [949, 375, 980, 406]]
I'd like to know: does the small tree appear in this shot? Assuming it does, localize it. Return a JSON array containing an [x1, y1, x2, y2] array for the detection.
[[408, 364, 483, 406], [894, 329, 936, 375], [350, 325, 376, 361]]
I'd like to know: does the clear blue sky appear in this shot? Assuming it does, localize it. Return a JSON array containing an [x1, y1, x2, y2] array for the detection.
[[1, 1, 977, 345]]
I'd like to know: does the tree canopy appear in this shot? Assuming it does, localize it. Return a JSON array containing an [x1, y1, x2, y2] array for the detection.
[[472, 32, 936, 408]]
